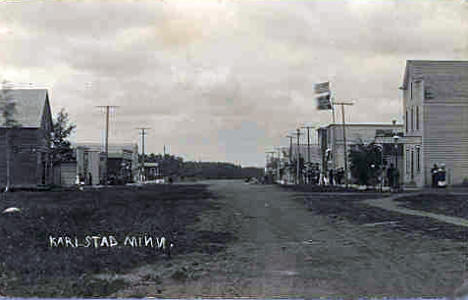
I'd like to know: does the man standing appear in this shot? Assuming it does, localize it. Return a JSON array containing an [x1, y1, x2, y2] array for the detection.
[[387, 164, 395, 190], [431, 164, 438, 188]]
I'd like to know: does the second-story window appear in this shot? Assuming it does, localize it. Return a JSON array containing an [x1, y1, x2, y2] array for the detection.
[[416, 106, 419, 130], [416, 146, 421, 173], [410, 82, 413, 100], [411, 107, 414, 131], [405, 110, 409, 133]]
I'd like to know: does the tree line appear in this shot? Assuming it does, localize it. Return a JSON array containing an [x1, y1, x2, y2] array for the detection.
[[142, 153, 263, 179]]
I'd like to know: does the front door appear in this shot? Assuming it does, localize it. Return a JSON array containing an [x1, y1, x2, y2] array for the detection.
[[411, 149, 414, 181]]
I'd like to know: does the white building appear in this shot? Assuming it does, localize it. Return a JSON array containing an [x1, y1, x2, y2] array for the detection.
[[401, 60, 468, 187]]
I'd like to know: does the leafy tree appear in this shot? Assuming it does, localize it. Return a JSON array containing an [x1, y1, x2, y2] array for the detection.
[[0, 80, 20, 190], [349, 140, 382, 185], [50, 108, 76, 165], [0, 81, 19, 127]]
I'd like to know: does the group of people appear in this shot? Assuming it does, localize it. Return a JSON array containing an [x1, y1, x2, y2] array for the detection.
[[431, 163, 447, 188], [326, 168, 345, 186], [76, 172, 93, 186], [306, 165, 321, 185], [304, 167, 345, 186], [279, 162, 448, 189]]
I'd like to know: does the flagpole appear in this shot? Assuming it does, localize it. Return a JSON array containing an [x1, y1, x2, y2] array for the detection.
[[331, 95, 336, 172], [315, 81, 334, 177], [333, 101, 354, 188]]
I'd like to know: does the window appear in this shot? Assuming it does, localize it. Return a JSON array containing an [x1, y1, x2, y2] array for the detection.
[[406, 110, 409, 133], [424, 87, 434, 99], [411, 107, 414, 131], [410, 82, 413, 100], [416, 106, 419, 130], [411, 149, 414, 180], [406, 148, 410, 173], [416, 146, 421, 173]]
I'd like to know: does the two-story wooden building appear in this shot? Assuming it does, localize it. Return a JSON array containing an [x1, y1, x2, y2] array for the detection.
[[401, 60, 468, 187], [0, 89, 53, 188]]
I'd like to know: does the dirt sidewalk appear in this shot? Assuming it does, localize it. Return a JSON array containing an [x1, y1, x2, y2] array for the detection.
[[364, 194, 468, 227]]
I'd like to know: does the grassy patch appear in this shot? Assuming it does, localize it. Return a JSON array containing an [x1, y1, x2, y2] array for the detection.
[[0, 184, 233, 296], [395, 193, 468, 219]]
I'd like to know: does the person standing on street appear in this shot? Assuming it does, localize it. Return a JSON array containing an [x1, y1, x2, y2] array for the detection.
[[387, 164, 395, 190], [431, 164, 438, 188]]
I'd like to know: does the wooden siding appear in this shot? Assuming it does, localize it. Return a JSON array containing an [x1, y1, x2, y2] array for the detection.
[[403, 61, 468, 186], [53, 162, 77, 186], [289, 144, 321, 164], [0, 128, 48, 186], [423, 103, 468, 185], [402, 68, 425, 187]]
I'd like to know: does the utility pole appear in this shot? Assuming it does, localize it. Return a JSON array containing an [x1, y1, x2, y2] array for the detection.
[[331, 96, 337, 171], [333, 102, 354, 188], [286, 135, 294, 184], [96, 105, 119, 185], [301, 125, 314, 184], [296, 128, 302, 185], [275, 147, 282, 183], [137, 127, 151, 182]]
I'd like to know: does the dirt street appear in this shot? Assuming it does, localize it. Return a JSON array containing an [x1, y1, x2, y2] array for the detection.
[[115, 180, 466, 298]]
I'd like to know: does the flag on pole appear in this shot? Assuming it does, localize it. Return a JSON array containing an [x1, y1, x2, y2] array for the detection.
[[314, 82, 330, 95], [316, 93, 332, 110]]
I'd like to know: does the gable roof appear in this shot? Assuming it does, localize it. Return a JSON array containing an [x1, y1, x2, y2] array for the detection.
[[402, 60, 468, 100], [0, 88, 51, 128]]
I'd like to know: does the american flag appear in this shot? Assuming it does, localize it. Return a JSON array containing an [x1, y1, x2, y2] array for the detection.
[[316, 93, 332, 110], [314, 81, 330, 95]]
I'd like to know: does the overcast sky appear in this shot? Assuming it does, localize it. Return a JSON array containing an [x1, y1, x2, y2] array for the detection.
[[1, 0, 467, 167]]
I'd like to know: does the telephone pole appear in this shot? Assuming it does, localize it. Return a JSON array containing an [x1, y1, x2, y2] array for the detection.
[[137, 127, 151, 182], [296, 128, 302, 185], [286, 135, 294, 184], [301, 125, 314, 184], [96, 105, 119, 185], [274, 147, 282, 183], [333, 102, 354, 188], [331, 96, 337, 171]]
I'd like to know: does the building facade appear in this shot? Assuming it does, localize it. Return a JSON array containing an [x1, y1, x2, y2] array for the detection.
[[318, 123, 404, 168], [401, 60, 468, 187], [0, 89, 53, 188], [317, 123, 404, 183], [73, 142, 139, 185]]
